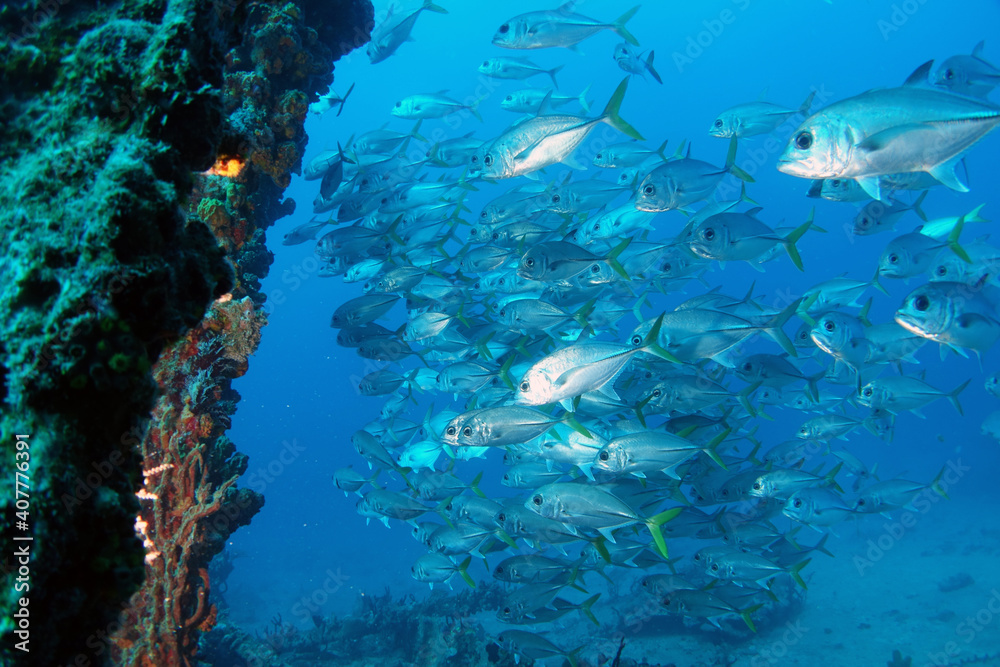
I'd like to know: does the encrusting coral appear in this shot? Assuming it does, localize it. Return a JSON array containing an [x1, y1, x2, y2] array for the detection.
[[0, 0, 373, 664]]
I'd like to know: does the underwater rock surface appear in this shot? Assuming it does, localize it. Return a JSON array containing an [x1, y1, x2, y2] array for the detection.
[[0, 0, 372, 664]]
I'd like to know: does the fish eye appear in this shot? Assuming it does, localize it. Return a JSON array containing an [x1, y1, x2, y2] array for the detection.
[[663, 262, 672, 271], [914, 295, 930, 311], [519, 381, 529, 392], [889, 253, 899, 264], [591, 264, 601, 273], [505, 95, 513, 101], [831, 179, 841, 186], [492, 232, 500, 240], [945, 68, 954, 80], [462, 426, 472, 436], [857, 498, 866, 506], [498, 23, 509, 33], [630, 334, 642, 345], [473, 282, 481, 289], [742, 362, 752, 371], [794, 131, 813, 150], [524, 258, 535, 267], [552, 194, 561, 203], [503, 607, 511, 614], [445, 502, 453, 511], [532, 495, 543, 505], [703, 228, 715, 240], [793, 499, 803, 508], [599, 451, 609, 461], [394, 101, 401, 107], [593, 222, 601, 231], [643, 184, 655, 196], [484, 154, 494, 166], [471, 155, 479, 163], [497, 512, 506, 522], [714, 119, 723, 128], [752, 481, 761, 490], [860, 217, 870, 226], [824, 321, 835, 332], [596, 153, 603, 159], [483, 60, 490, 67], [652, 389, 661, 397], [863, 388, 872, 396], [498, 277, 505, 285], [711, 563, 719, 572], [936, 266, 947, 276], [500, 308, 506, 316], [496, 565, 504, 573]]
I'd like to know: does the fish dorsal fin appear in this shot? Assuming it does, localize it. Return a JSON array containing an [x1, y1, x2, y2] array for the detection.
[[537, 90, 555, 116], [903, 60, 934, 86], [973, 40, 986, 59], [746, 206, 764, 217], [756, 87, 768, 102]]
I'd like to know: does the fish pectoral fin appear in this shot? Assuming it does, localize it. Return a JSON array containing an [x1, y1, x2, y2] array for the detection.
[[854, 176, 882, 201], [561, 154, 589, 170], [855, 124, 927, 154]]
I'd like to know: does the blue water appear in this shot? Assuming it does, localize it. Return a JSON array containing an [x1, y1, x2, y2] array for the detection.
[[223, 1, 1000, 664]]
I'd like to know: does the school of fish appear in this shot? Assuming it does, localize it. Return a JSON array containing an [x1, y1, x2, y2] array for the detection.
[[286, 3, 1000, 661]]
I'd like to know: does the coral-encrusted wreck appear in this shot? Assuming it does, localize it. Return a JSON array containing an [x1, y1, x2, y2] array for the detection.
[[0, 1, 372, 665]]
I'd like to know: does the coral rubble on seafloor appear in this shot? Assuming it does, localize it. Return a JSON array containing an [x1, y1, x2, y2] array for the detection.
[[0, 1, 373, 665]]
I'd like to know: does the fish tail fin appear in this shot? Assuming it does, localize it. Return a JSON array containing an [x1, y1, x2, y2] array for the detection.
[[577, 83, 593, 114], [704, 428, 731, 470], [427, 143, 448, 167], [858, 296, 873, 328], [725, 136, 755, 182], [646, 508, 682, 558], [468, 98, 484, 123], [339, 82, 356, 114], [580, 593, 601, 627], [566, 646, 584, 667], [645, 50, 663, 84], [469, 470, 486, 498], [824, 462, 844, 493], [931, 465, 952, 500], [789, 557, 811, 590], [612, 6, 642, 46], [601, 77, 645, 141], [739, 181, 760, 207], [738, 381, 760, 418], [654, 138, 669, 162], [606, 236, 632, 279], [410, 119, 427, 143], [871, 265, 889, 296], [798, 90, 816, 116], [572, 298, 596, 328], [498, 350, 516, 390], [911, 189, 928, 222], [946, 214, 972, 264], [641, 313, 680, 363], [782, 207, 815, 271], [948, 379, 971, 415], [763, 298, 802, 357], [564, 413, 592, 439], [548, 63, 566, 88], [633, 394, 652, 427], [966, 203, 989, 225], [423, 0, 449, 13], [741, 604, 764, 633], [813, 532, 835, 558], [457, 557, 476, 589]]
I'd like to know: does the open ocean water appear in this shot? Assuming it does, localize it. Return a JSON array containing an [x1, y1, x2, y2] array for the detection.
[[221, 1, 1000, 665]]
